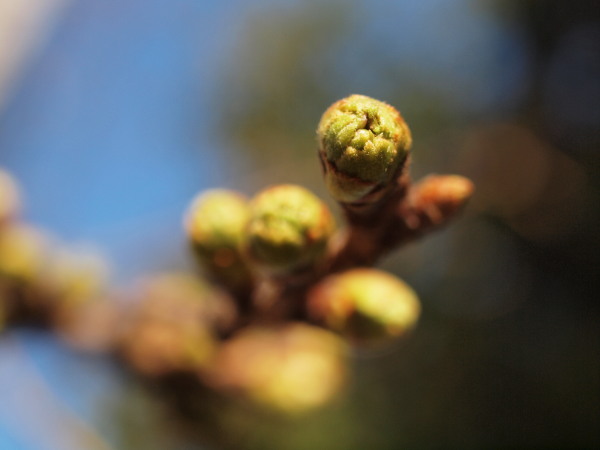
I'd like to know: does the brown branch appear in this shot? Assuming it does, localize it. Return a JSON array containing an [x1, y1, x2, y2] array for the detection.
[[329, 169, 474, 272]]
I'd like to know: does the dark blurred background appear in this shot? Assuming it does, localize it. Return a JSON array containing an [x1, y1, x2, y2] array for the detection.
[[0, 0, 598, 448]]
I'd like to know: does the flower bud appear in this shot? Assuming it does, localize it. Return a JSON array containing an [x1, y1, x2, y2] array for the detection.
[[245, 185, 336, 275], [308, 269, 420, 345], [317, 95, 412, 204], [413, 175, 475, 213], [206, 323, 347, 414], [0, 225, 53, 325], [185, 190, 252, 289], [0, 224, 48, 284]]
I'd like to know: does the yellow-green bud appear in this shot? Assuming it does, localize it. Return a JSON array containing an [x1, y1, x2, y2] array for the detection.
[[0, 225, 51, 324], [317, 95, 412, 204], [245, 184, 336, 275], [308, 269, 421, 345], [0, 168, 20, 225], [206, 323, 347, 414], [0, 224, 48, 283], [185, 190, 252, 289]]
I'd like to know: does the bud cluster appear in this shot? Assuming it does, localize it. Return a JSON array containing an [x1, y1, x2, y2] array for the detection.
[[0, 169, 115, 349], [0, 95, 473, 418], [186, 184, 336, 279]]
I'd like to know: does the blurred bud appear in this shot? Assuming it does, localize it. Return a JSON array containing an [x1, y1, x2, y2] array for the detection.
[[308, 269, 421, 345], [0, 168, 20, 225], [119, 273, 233, 377], [43, 248, 119, 352], [414, 175, 474, 212], [121, 319, 215, 377], [245, 185, 335, 275], [186, 189, 252, 289], [123, 320, 215, 376], [133, 273, 236, 332], [206, 323, 347, 414], [0, 224, 48, 284], [317, 95, 412, 204], [0, 225, 54, 325], [55, 296, 121, 353], [46, 247, 110, 310]]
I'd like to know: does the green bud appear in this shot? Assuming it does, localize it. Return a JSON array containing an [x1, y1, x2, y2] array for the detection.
[[308, 269, 421, 345], [317, 95, 412, 204], [185, 189, 252, 289], [245, 185, 335, 275], [206, 323, 347, 414]]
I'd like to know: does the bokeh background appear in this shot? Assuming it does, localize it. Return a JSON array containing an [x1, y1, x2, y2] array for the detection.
[[0, 0, 598, 449]]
